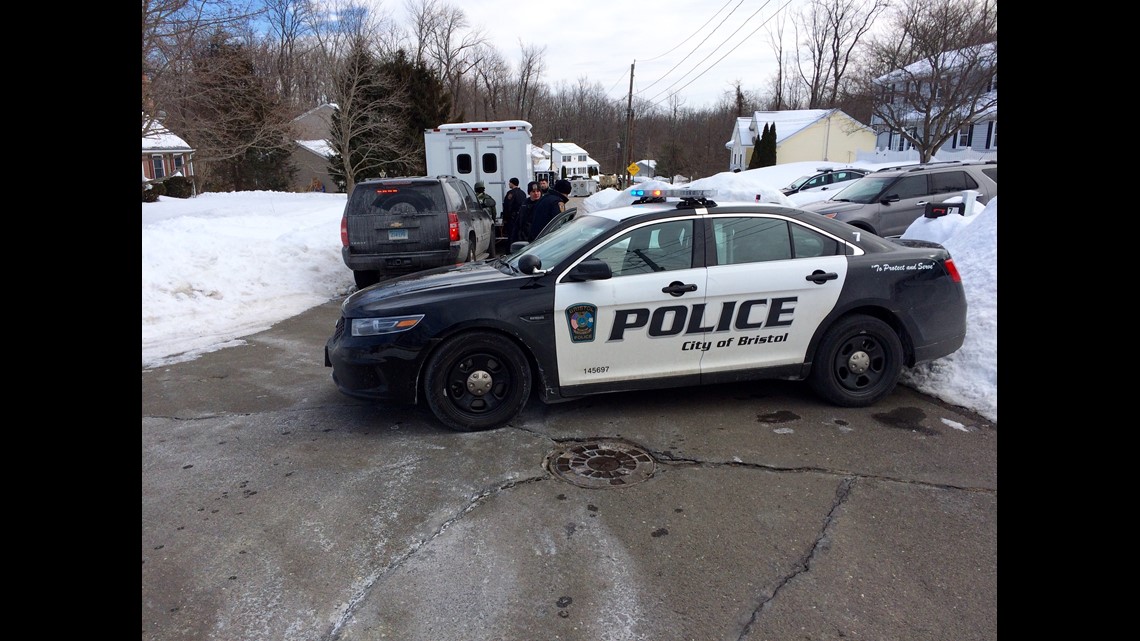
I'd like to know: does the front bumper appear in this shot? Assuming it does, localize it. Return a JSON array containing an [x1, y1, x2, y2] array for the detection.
[[324, 316, 428, 404]]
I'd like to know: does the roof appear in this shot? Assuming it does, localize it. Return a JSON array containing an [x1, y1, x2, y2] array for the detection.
[[749, 109, 834, 144], [549, 142, 589, 155], [143, 122, 193, 152], [297, 139, 333, 158]]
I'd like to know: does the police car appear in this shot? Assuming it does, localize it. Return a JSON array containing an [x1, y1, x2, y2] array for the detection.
[[325, 188, 967, 432]]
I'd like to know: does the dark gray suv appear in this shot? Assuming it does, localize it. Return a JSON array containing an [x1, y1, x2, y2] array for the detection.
[[799, 161, 997, 237], [340, 176, 495, 288]]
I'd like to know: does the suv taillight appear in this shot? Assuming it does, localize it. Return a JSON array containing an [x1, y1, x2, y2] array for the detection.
[[448, 212, 460, 241], [340, 214, 349, 247]]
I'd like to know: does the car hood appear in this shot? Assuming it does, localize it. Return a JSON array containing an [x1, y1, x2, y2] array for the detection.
[[798, 200, 864, 214], [342, 259, 520, 313]]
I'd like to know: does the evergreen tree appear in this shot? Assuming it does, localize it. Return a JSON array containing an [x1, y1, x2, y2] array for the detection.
[[375, 50, 452, 176], [758, 122, 777, 167], [746, 124, 766, 170], [190, 31, 294, 192]]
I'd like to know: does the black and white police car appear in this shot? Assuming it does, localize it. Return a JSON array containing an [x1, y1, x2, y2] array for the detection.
[[325, 188, 967, 432]]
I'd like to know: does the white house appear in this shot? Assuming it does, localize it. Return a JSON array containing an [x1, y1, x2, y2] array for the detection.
[[541, 141, 601, 179], [870, 42, 996, 161], [725, 109, 876, 171]]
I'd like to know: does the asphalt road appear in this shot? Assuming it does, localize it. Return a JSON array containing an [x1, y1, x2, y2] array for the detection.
[[142, 297, 997, 641]]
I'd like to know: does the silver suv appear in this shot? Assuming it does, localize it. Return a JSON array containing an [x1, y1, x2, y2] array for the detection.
[[799, 161, 997, 237], [339, 175, 495, 289]]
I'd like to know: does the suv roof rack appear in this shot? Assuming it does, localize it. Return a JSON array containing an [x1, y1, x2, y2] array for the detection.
[[873, 159, 994, 173]]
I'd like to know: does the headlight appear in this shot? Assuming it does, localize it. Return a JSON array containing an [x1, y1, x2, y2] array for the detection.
[[350, 314, 424, 337]]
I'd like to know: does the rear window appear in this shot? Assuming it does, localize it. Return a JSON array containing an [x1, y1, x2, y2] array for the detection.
[[348, 182, 443, 215]]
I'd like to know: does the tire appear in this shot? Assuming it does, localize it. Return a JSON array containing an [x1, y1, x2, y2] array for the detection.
[[353, 270, 380, 289], [808, 314, 903, 407], [423, 331, 532, 431]]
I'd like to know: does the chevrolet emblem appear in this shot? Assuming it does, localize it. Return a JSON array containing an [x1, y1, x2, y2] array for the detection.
[[390, 222, 404, 227]]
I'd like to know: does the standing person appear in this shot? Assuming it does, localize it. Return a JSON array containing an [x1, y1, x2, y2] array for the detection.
[[538, 177, 550, 196], [474, 181, 497, 220], [501, 177, 526, 250], [516, 181, 543, 244], [528, 179, 571, 241]]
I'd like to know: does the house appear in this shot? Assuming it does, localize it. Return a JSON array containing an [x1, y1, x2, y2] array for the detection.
[[869, 42, 996, 162], [142, 118, 195, 187], [541, 141, 601, 179], [725, 109, 876, 170], [290, 104, 339, 192]]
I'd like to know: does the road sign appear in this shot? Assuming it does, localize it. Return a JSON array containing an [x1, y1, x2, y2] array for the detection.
[[627, 163, 640, 175]]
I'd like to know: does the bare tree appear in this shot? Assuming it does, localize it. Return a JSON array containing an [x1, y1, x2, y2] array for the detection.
[[793, 0, 888, 109], [311, 2, 412, 193], [858, 0, 997, 162], [511, 42, 546, 121], [405, 0, 487, 121]]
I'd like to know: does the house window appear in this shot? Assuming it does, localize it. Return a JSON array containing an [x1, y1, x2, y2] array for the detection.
[[152, 155, 165, 179], [578, 154, 586, 162], [986, 122, 997, 149], [562, 155, 571, 162], [956, 124, 972, 148], [174, 155, 184, 174]]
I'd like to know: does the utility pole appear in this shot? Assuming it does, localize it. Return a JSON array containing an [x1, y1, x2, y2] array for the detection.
[[624, 61, 635, 188]]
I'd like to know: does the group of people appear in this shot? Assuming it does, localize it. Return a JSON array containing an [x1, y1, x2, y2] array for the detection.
[[500, 177, 572, 247]]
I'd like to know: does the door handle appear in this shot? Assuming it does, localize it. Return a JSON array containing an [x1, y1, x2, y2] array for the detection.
[[662, 281, 698, 297], [805, 270, 838, 284]]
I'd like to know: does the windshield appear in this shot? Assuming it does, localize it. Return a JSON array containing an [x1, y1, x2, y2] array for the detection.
[[506, 214, 618, 271], [784, 175, 810, 191], [829, 175, 894, 204]]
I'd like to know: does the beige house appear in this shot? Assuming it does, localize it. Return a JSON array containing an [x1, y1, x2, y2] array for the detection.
[[726, 109, 876, 170], [290, 104, 340, 192]]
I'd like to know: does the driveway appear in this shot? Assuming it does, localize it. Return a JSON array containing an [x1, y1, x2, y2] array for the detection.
[[142, 298, 996, 641]]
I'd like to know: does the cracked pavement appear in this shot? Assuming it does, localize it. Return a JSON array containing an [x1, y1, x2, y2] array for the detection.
[[142, 299, 996, 641]]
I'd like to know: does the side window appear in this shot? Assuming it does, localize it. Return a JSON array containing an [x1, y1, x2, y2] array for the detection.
[[804, 175, 826, 189], [889, 175, 929, 199], [791, 223, 840, 258], [931, 171, 979, 194], [982, 167, 997, 182], [714, 217, 791, 265], [456, 154, 472, 175], [152, 155, 165, 179], [590, 220, 694, 277], [481, 153, 498, 173]]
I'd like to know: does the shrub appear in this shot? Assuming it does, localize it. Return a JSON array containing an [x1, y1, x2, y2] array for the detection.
[[164, 175, 194, 198], [142, 181, 166, 203]]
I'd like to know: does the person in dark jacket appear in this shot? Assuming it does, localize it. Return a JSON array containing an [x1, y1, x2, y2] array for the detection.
[[516, 181, 543, 244], [502, 177, 526, 248], [528, 179, 571, 240]]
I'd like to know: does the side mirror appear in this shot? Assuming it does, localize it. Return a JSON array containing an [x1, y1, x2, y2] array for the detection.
[[509, 241, 529, 254], [518, 253, 544, 275], [881, 194, 901, 204], [564, 258, 612, 282]]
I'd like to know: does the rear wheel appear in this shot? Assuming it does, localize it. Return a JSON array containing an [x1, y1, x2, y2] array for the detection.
[[809, 315, 903, 407], [353, 270, 380, 289], [424, 331, 531, 431]]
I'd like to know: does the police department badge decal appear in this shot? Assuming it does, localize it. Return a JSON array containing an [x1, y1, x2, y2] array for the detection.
[[565, 304, 597, 343]]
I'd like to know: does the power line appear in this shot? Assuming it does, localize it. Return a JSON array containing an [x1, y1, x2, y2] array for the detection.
[[646, 0, 797, 108], [636, 0, 746, 96]]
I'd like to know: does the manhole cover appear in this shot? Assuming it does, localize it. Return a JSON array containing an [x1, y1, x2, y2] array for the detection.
[[545, 439, 656, 488]]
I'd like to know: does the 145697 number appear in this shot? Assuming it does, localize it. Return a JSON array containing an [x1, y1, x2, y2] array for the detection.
[[583, 366, 609, 374]]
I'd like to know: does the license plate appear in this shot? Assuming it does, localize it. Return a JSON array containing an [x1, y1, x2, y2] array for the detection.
[[388, 228, 409, 240]]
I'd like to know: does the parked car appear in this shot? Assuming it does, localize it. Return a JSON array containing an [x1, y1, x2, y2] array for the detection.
[[325, 188, 968, 432], [798, 161, 997, 237], [781, 168, 868, 196], [339, 175, 496, 289]]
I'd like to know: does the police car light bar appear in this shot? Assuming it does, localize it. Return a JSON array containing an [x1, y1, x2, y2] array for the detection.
[[630, 188, 716, 198]]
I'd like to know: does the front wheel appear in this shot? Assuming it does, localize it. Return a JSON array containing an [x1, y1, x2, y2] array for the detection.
[[809, 315, 903, 407], [423, 331, 532, 431]]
